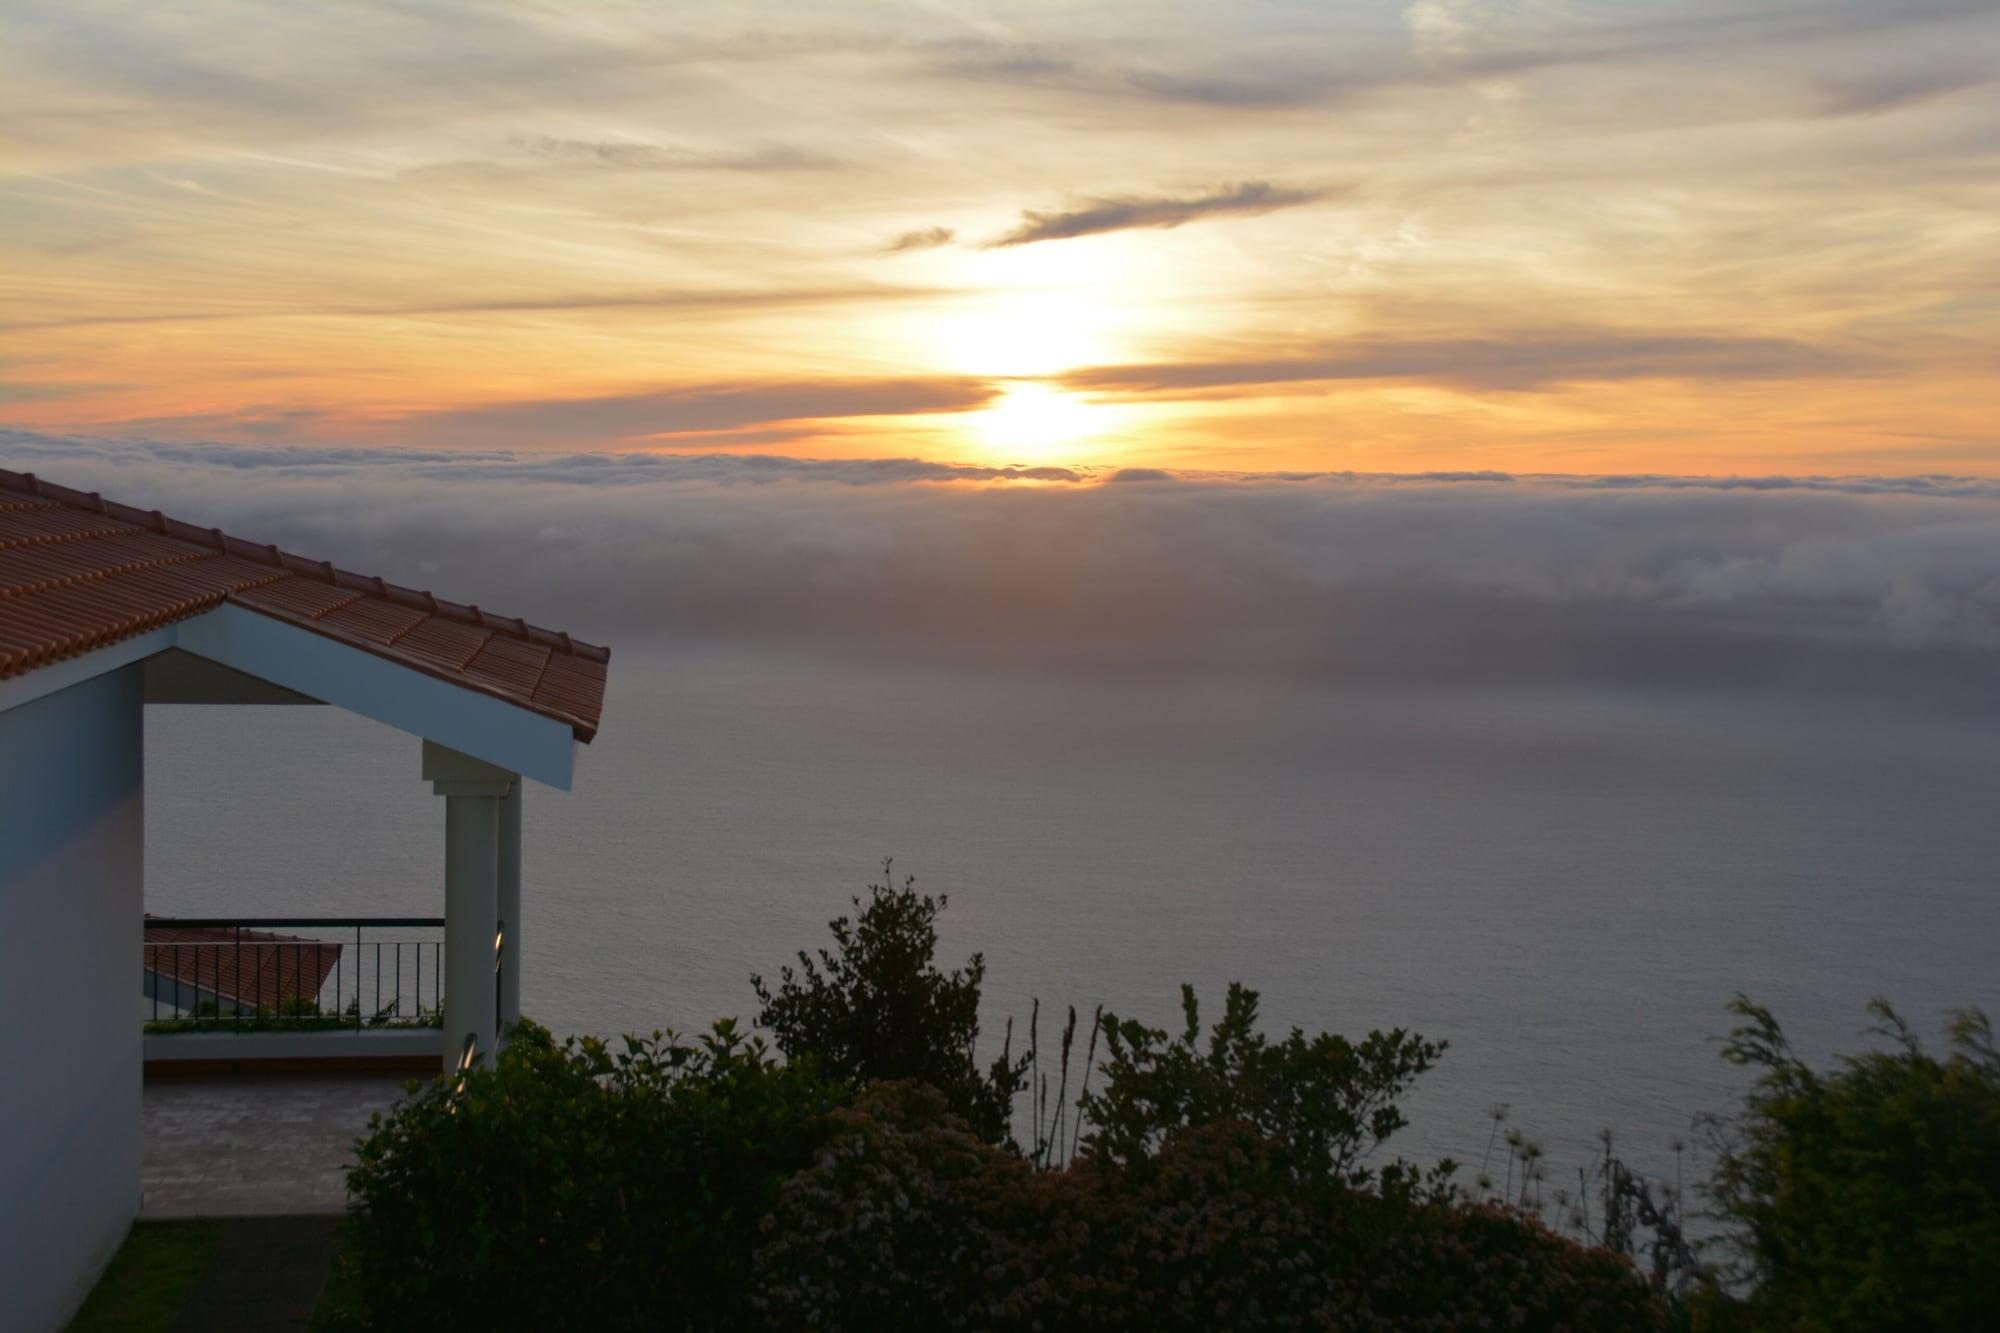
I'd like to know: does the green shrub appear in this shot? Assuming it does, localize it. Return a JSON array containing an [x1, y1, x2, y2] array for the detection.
[[753, 861, 1026, 1143], [338, 1019, 841, 1331], [1703, 997, 2000, 1332], [1082, 981, 1449, 1192]]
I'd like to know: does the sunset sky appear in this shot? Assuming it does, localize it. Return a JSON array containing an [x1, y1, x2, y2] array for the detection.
[[3, 0, 1996, 475]]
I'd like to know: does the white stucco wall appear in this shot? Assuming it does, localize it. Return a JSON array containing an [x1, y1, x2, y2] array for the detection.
[[0, 666, 145, 1332]]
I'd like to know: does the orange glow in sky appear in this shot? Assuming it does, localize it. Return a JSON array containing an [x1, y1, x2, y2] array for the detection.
[[2, 2, 1996, 475]]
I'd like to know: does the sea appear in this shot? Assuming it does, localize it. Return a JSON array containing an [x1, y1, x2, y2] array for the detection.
[[143, 644, 2000, 1199]]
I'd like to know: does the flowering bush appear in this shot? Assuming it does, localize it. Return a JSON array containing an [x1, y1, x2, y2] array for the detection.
[[750, 1084, 1666, 1332], [748, 1082, 1039, 1329]]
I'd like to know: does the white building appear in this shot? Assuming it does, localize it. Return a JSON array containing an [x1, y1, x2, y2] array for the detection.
[[0, 467, 610, 1330]]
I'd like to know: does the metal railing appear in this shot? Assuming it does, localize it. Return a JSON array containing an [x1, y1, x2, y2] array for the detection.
[[143, 916, 446, 1033]]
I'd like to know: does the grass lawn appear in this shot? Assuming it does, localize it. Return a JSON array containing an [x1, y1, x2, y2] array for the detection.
[[67, 1221, 219, 1332], [310, 1229, 366, 1330]]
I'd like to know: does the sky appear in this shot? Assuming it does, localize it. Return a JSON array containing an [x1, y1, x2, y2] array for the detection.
[[3, 0, 1997, 476]]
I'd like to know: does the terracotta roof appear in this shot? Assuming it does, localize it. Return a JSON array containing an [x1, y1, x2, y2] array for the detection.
[[0, 468, 608, 740], [144, 922, 343, 1012]]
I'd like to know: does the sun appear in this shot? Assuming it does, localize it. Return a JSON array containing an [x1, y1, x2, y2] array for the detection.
[[972, 383, 1114, 462], [933, 292, 1109, 378], [889, 239, 1153, 463]]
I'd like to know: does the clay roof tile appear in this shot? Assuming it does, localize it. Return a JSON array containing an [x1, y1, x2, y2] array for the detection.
[[0, 468, 609, 739]]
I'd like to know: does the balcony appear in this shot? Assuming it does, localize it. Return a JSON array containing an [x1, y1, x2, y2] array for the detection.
[[144, 916, 448, 1075]]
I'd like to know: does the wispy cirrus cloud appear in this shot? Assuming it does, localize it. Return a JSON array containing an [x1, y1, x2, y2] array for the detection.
[[1065, 332, 1859, 394], [0, 284, 943, 333], [985, 182, 1328, 248], [391, 377, 1000, 448], [515, 136, 835, 171], [1812, 63, 1997, 116], [402, 137, 839, 188]]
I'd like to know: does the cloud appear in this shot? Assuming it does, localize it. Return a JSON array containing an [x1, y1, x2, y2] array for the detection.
[[926, 2, 1995, 119], [402, 138, 839, 187], [1121, 68, 1334, 108], [0, 380, 114, 404], [514, 136, 834, 172], [985, 182, 1327, 248], [883, 226, 955, 254], [1814, 64, 1996, 117], [401, 285, 941, 318], [920, 37, 1081, 87], [1403, 0, 1495, 65], [9, 431, 2000, 706], [1065, 332, 1858, 394], [392, 379, 1000, 448], [0, 285, 945, 334]]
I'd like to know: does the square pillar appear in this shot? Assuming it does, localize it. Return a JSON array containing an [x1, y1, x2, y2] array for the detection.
[[498, 778, 522, 1037], [424, 742, 515, 1072]]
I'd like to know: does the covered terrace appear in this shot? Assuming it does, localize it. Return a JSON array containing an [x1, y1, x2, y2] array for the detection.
[[0, 466, 612, 1329]]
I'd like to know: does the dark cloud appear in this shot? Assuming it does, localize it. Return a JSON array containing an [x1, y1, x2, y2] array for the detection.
[[1814, 64, 1996, 116], [985, 182, 1327, 248], [7, 432, 2000, 708], [393, 379, 999, 448], [883, 226, 955, 254], [1122, 68, 1332, 108], [1065, 332, 1857, 394], [0, 381, 113, 404], [1091, 1, 2000, 118]]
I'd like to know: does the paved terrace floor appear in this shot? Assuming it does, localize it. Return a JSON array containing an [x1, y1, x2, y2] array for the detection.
[[143, 1074, 414, 1218]]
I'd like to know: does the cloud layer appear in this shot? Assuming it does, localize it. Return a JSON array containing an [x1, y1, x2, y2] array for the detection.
[[10, 431, 2000, 706]]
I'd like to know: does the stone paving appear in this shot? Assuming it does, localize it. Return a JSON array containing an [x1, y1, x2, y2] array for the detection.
[[142, 1074, 414, 1218]]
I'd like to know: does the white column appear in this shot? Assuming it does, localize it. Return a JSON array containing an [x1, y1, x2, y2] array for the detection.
[[497, 778, 522, 1038], [424, 741, 513, 1072]]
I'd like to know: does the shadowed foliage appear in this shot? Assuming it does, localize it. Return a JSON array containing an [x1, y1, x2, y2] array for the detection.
[[749, 1082, 1663, 1331], [753, 861, 1027, 1143], [336, 1021, 841, 1331], [1700, 996, 2000, 1332], [1082, 981, 1447, 1190], [330, 874, 1996, 1331]]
